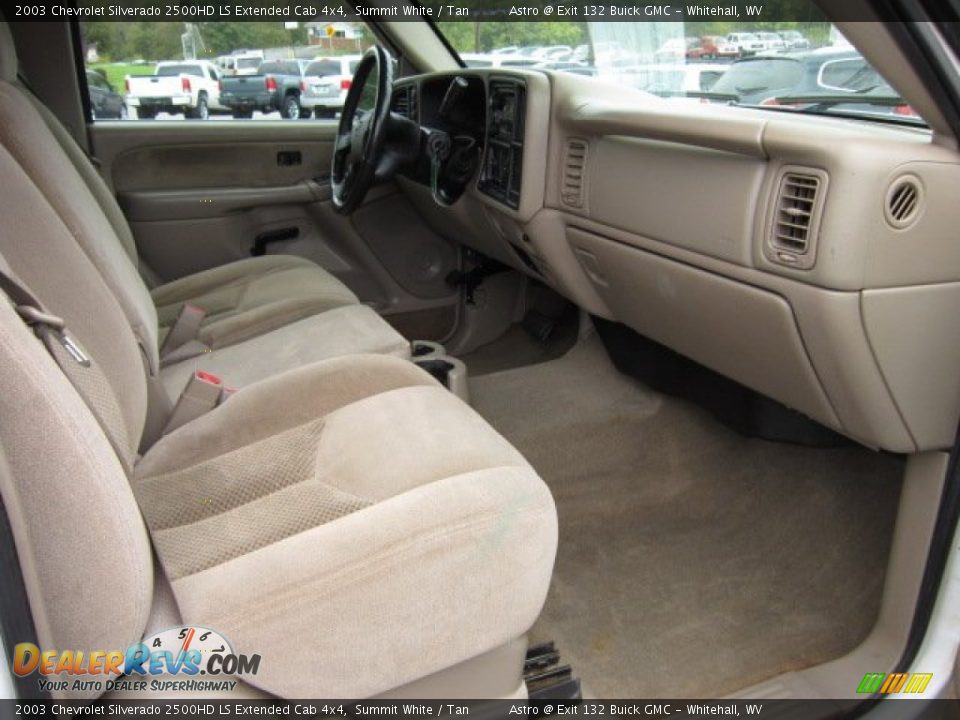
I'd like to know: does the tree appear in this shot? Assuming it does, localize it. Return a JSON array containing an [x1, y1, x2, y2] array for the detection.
[[436, 22, 475, 51], [126, 23, 183, 61], [199, 22, 307, 57], [436, 21, 586, 53]]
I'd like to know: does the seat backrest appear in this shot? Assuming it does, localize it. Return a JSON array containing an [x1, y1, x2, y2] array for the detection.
[[0, 26, 160, 698], [24, 91, 141, 266], [0, 22, 160, 373], [0, 142, 153, 697]]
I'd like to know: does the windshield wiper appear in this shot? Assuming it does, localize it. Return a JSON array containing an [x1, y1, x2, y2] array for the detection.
[[683, 91, 739, 102], [771, 94, 906, 110], [733, 95, 925, 125], [677, 91, 922, 124]]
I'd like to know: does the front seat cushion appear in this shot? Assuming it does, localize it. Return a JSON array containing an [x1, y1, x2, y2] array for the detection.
[[152, 255, 359, 351], [158, 304, 410, 402], [133, 354, 557, 698]]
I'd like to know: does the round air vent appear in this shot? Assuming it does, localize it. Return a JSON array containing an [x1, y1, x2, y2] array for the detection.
[[884, 175, 923, 229]]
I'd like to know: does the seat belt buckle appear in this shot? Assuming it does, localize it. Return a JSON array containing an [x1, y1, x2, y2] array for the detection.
[[160, 303, 206, 359], [162, 369, 232, 435]]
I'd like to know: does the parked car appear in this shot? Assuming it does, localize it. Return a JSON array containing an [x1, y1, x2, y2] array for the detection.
[[299, 55, 362, 119], [779, 30, 812, 50], [498, 55, 542, 68], [654, 38, 692, 62], [706, 49, 885, 106], [219, 59, 310, 119], [216, 50, 265, 77], [125, 60, 223, 119], [672, 37, 737, 61], [755, 31, 787, 52], [726, 32, 766, 57], [686, 36, 720, 59], [705, 35, 742, 59], [460, 53, 499, 68], [573, 41, 637, 66], [86, 69, 126, 119], [617, 63, 728, 96], [232, 51, 265, 76], [515, 46, 541, 57], [215, 55, 238, 76], [531, 45, 573, 62], [459, 53, 541, 69], [534, 60, 597, 76]]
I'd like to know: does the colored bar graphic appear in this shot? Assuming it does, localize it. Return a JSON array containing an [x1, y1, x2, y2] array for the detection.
[[857, 672, 933, 694]]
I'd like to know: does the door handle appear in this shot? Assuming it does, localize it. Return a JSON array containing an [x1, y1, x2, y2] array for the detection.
[[251, 227, 299, 256], [277, 151, 302, 167]]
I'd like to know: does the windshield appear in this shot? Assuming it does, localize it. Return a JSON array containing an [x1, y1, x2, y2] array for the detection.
[[235, 57, 261, 70], [438, 18, 924, 125]]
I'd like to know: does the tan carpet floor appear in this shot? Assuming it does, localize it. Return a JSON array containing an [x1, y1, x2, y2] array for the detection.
[[469, 335, 904, 698]]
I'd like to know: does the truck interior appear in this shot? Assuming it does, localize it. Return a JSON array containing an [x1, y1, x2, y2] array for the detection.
[[1, 0, 960, 707]]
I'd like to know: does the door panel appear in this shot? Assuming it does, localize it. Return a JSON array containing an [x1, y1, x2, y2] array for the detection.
[[109, 136, 333, 191], [89, 122, 460, 340], [119, 181, 321, 222]]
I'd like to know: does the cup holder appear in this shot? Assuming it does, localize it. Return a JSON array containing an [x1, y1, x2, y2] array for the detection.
[[416, 358, 455, 381], [411, 340, 446, 361], [414, 354, 470, 404]]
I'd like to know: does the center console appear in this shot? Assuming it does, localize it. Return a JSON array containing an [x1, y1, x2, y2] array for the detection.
[[478, 79, 526, 209]]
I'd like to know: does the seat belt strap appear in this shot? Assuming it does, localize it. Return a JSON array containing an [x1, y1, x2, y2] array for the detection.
[[0, 270, 90, 368], [0, 263, 133, 473], [159, 303, 207, 361]]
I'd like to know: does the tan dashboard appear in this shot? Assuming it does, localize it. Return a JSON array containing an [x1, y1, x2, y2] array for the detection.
[[398, 68, 960, 454]]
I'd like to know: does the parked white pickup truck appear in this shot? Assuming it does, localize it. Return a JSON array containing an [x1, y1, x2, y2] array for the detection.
[[125, 61, 224, 119]]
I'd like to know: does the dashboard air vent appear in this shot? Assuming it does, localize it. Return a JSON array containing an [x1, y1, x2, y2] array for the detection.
[[766, 168, 827, 270], [561, 138, 588, 208], [391, 85, 417, 122], [885, 175, 922, 229], [773, 173, 819, 253]]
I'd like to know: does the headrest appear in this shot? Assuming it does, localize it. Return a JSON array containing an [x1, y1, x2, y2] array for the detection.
[[0, 20, 16, 83]]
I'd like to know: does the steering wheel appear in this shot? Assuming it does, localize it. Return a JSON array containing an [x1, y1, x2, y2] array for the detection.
[[331, 46, 394, 214]]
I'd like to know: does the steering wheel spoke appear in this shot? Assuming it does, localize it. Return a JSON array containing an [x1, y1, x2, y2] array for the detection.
[[335, 132, 352, 155]]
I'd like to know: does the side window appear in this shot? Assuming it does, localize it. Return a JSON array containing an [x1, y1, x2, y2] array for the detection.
[[79, 20, 375, 122]]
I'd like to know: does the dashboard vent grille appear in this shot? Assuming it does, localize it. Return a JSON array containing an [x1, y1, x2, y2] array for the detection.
[[392, 86, 417, 121], [562, 138, 588, 208], [885, 175, 922, 228], [773, 172, 820, 254]]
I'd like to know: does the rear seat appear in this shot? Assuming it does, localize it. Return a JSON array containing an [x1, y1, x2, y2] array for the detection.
[[0, 25, 411, 418], [0, 25, 557, 700]]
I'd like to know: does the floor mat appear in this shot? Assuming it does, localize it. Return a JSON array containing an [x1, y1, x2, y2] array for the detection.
[[469, 335, 904, 698]]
